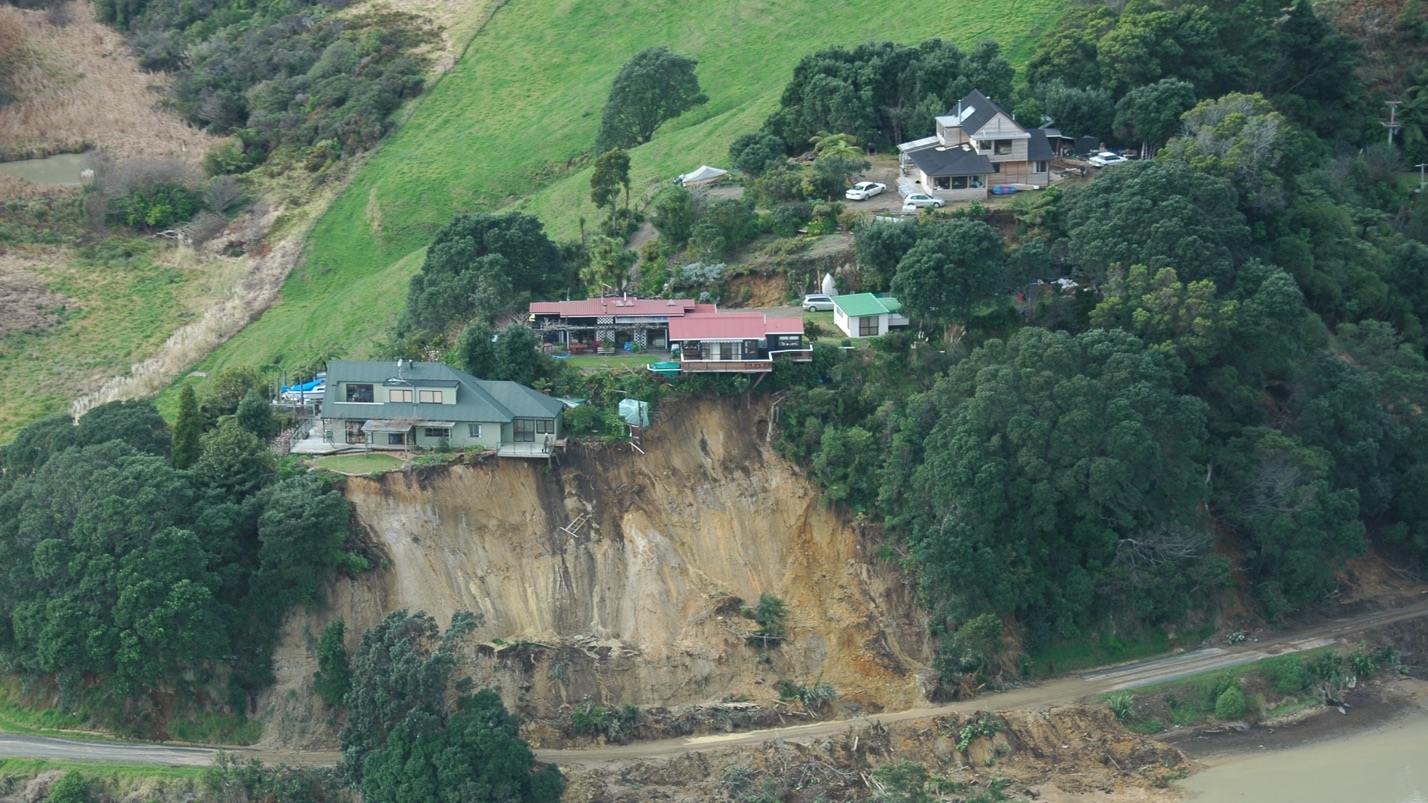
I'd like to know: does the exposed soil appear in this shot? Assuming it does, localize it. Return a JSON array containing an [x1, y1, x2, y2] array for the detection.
[[0, 256, 70, 337], [558, 704, 1188, 803], [260, 398, 933, 749]]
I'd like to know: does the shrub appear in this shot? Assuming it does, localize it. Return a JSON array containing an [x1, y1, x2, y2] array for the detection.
[[1107, 691, 1134, 721], [45, 772, 91, 803], [1259, 655, 1311, 696], [1214, 684, 1246, 720]]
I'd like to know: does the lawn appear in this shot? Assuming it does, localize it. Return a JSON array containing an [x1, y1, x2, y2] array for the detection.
[[314, 453, 407, 475], [187, 0, 1065, 380]]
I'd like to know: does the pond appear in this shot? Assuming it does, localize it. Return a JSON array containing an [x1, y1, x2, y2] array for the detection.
[[0, 152, 94, 187], [1178, 711, 1428, 802]]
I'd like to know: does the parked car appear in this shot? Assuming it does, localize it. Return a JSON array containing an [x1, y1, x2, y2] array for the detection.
[[901, 193, 946, 213], [802, 294, 835, 312], [1087, 151, 1128, 167], [845, 181, 886, 201]]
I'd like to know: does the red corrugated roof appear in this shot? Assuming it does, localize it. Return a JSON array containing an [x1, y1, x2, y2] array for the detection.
[[529, 298, 699, 317], [668, 313, 804, 340]]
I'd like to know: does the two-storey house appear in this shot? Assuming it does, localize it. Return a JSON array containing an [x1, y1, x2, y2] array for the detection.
[[899, 89, 1055, 201]]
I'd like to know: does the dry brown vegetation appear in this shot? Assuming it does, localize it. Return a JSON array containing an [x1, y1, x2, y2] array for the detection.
[[0, 1, 219, 164], [0, 260, 70, 337]]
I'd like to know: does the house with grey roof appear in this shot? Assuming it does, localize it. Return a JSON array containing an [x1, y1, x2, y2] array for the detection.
[[319, 360, 564, 457], [898, 89, 1054, 201]]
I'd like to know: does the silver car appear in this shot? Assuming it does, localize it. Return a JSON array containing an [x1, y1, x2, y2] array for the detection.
[[802, 294, 835, 312], [901, 193, 945, 213]]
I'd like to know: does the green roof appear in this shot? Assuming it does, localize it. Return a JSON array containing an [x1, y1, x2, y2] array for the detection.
[[833, 293, 902, 317], [323, 360, 564, 423]]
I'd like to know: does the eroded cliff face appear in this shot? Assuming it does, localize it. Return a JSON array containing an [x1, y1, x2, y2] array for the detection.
[[261, 398, 930, 746]]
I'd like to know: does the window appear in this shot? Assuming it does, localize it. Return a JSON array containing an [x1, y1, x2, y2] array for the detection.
[[423, 427, 450, 439], [1034, 160, 1048, 173], [859, 316, 879, 337], [514, 419, 535, 442], [933, 175, 951, 190], [388, 432, 407, 445], [537, 419, 555, 434], [346, 384, 374, 403], [389, 389, 412, 402], [773, 334, 802, 350], [994, 139, 1013, 155], [468, 423, 483, 438], [346, 421, 367, 444], [418, 390, 443, 403], [951, 176, 971, 190]]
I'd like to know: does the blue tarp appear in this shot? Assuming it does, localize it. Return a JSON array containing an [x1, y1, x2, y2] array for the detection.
[[282, 378, 324, 393]]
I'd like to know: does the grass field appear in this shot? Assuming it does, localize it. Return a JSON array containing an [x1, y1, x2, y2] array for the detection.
[[314, 453, 407, 474], [0, 242, 218, 440], [187, 0, 1064, 380]]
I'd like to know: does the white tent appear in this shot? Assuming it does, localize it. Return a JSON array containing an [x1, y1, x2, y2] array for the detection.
[[676, 165, 728, 186]]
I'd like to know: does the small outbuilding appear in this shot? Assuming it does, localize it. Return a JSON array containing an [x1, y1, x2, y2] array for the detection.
[[833, 294, 909, 339]]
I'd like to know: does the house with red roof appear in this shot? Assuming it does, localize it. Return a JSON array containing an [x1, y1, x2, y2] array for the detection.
[[667, 312, 808, 372]]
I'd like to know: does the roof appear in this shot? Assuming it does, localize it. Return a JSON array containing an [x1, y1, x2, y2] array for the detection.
[[678, 165, 728, 185], [937, 89, 1007, 137], [1027, 129, 1055, 162], [323, 360, 562, 423], [904, 144, 994, 177], [898, 135, 940, 153], [834, 293, 903, 317], [667, 313, 804, 341], [530, 297, 700, 319]]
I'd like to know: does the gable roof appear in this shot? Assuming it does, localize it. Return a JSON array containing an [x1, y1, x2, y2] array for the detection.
[[937, 89, 1009, 137], [668, 313, 805, 341], [834, 293, 902, 317], [322, 360, 562, 424], [1027, 129, 1055, 162], [904, 144, 994, 177]]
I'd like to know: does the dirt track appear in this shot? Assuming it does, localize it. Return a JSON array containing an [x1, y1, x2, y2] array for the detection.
[[5, 596, 1426, 769]]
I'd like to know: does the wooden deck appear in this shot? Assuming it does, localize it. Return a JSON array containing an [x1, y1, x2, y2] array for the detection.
[[677, 350, 812, 373]]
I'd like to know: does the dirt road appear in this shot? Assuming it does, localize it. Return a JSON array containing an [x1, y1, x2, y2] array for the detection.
[[3, 597, 1426, 768]]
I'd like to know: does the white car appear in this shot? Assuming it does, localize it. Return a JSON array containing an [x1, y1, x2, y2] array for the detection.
[[845, 181, 886, 201], [802, 294, 835, 312], [901, 193, 946, 213], [1087, 151, 1129, 167]]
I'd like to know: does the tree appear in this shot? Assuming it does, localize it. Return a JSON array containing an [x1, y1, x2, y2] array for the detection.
[[340, 610, 561, 802], [889, 219, 1006, 326], [809, 131, 862, 159], [589, 148, 631, 214], [595, 47, 707, 153], [236, 389, 276, 439], [490, 325, 542, 386], [905, 328, 1211, 637], [802, 154, 870, 201], [1064, 159, 1248, 287], [75, 399, 172, 458], [854, 219, 920, 292], [1029, 79, 1114, 139], [314, 619, 353, 707], [1114, 78, 1196, 156], [0, 414, 76, 479], [193, 421, 276, 501], [690, 199, 756, 261], [581, 235, 636, 294], [172, 384, 202, 469], [651, 186, 696, 248], [728, 131, 785, 176], [404, 212, 565, 335], [204, 366, 269, 423], [1160, 93, 1292, 218], [457, 322, 496, 378]]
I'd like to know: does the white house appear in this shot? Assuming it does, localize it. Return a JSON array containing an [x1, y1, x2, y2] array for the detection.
[[833, 294, 909, 339], [899, 89, 1054, 201]]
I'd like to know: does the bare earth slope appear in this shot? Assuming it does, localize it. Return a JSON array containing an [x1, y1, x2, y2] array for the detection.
[[262, 398, 931, 747]]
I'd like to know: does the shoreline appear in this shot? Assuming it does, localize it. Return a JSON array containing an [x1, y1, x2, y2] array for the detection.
[[1162, 676, 1428, 767]]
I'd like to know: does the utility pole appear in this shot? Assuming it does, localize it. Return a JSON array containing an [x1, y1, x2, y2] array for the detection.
[[1384, 100, 1403, 147]]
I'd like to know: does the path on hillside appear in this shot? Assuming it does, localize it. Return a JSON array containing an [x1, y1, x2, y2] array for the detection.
[[3, 597, 1427, 769]]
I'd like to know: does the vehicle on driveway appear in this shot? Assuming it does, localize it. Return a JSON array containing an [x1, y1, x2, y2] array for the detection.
[[1087, 151, 1129, 167], [802, 294, 835, 312], [901, 193, 945, 213], [845, 181, 886, 201]]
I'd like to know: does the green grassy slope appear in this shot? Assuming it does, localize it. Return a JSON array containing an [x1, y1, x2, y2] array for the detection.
[[192, 0, 1063, 376]]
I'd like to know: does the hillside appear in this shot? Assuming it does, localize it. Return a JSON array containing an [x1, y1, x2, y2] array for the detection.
[[187, 0, 1063, 378], [260, 398, 931, 747]]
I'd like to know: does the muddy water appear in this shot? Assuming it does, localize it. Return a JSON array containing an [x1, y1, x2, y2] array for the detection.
[[1179, 712, 1428, 802], [0, 152, 93, 186]]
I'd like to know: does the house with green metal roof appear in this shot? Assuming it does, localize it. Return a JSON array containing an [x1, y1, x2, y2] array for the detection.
[[832, 293, 910, 339], [319, 360, 564, 457]]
